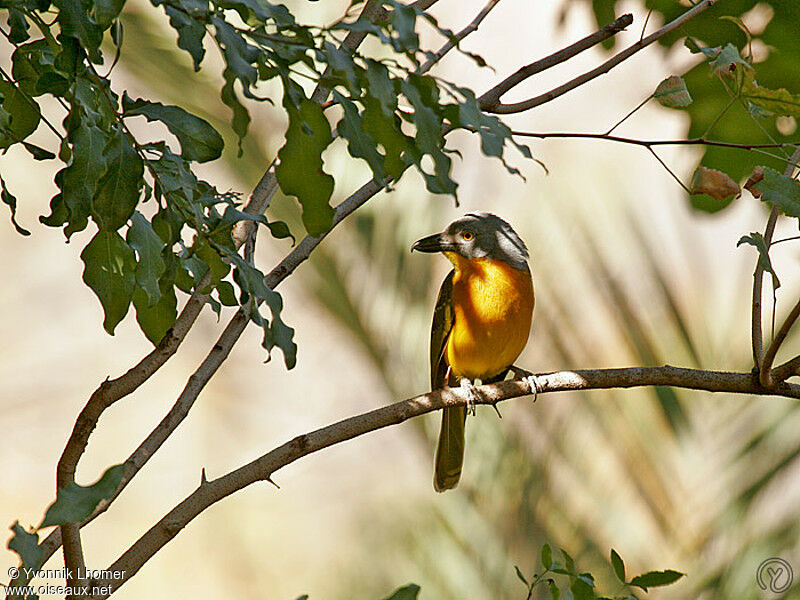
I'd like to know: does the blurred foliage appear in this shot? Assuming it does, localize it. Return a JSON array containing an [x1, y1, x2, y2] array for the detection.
[[570, 0, 800, 211]]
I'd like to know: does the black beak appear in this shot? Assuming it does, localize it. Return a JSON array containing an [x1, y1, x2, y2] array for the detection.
[[412, 232, 449, 253]]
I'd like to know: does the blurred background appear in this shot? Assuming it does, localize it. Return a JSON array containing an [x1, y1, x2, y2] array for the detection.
[[2, 0, 800, 598]]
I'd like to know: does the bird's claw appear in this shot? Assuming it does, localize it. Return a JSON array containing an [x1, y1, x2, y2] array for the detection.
[[524, 374, 542, 402], [460, 378, 478, 416]]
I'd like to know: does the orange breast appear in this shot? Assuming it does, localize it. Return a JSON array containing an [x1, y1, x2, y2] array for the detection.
[[444, 254, 534, 380]]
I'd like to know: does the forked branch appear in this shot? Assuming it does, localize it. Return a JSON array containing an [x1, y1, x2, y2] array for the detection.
[[90, 364, 799, 598]]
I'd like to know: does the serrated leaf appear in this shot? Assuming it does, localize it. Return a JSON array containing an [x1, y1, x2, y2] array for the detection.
[[93, 132, 143, 231], [81, 230, 136, 334], [7, 522, 44, 571], [754, 167, 800, 217], [133, 283, 177, 344], [162, 0, 207, 70], [123, 95, 224, 162], [40, 464, 125, 528], [334, 91, 385, 181], [127, 212, 166, 305], [542, 543, 553, 569], [275, 94, 335, 236], [383, 584, 420, 600], [737, 232, 780, 290], [225, 250, 297, 368], [629, 569, 685, 591], [654, 75, 692, 108], [8, 8, 30, 42], [221, 72, 250, 153], [0, 174, 31, 235], [690, 166, 739, 201], [610, 549, 626, 582]]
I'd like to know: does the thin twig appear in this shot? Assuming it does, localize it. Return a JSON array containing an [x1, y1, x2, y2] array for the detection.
[[648, 146, 691, 193], [482, 0, 717, 114], [755, 146, 800, 384], [761, 297, 800, 383], [417, 0, 502, 75], [478, 13, 633, 110], [90, 364, 800, 598], [510, 130, 799, 151]]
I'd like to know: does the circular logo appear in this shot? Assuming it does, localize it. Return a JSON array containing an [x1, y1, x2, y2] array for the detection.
[[757, 558, 794, 594]]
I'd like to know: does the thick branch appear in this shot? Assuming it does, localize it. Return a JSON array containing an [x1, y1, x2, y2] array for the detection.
[[478, 13, 633, 110], [482, 0, 717, 114], [90, 364, 799, 598]]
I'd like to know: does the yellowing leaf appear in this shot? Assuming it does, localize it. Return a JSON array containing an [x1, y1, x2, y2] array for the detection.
[[741, 72, 800, 118], [654, 76, 692, 108], [691, 166, 740, 201]]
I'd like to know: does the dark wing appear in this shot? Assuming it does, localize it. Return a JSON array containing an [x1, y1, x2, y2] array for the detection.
[[430, 270, 455, 389]]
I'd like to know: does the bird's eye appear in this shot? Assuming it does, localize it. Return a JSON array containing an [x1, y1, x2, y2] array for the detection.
[[462, 231, 474, 241]]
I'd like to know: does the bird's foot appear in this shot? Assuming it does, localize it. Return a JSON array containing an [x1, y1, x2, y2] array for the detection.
[[524, 374, 543, 402], [460, 378, 478, 416], [509, 366, 542, 402]]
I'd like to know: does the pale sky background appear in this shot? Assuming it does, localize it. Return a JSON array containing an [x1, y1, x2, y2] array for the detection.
[[1, 0, 796, 598]]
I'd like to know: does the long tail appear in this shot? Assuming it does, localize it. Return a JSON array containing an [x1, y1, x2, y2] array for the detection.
[[433, 405, 466, 492]]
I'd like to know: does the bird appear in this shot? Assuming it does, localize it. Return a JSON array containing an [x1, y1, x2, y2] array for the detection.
[[412, 212, 535, 491]]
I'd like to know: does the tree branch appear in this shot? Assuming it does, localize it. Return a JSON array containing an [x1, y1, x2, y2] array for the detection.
[[89, 364, 799, 598], [754, 146, 800, 385], [478, 13, 633, 110], [481, 0, 717, 114], [509, 131, 799, 151]]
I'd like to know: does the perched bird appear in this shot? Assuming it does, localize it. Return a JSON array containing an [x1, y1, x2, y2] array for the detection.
[[412, 212, 535, 491]]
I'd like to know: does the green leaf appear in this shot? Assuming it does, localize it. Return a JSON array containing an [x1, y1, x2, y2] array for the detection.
[[23, 140, 56, 160], [54, 0, 103, 62], [738, 232, 780, 290], [0, 80, 41, 149], [40, 464, 126, 527], [610, 549, 626, 582], [127, 212, 166, 305], [710, 43, 751, 76], [741, 72, 800, 118], [0, 174, 31, 236], [57, 124, 109, 238], [754, 167, 800, 218], [225, 250, 297, 368], [7, 9, 30, 43], [334, 91, 385, 181], [92, 132, 143, 231], [221, 72, 250, 153], [275, 93, 335, 236], [561, 548, 575, 574], [570, 576, 595, 600], [7, 522, 44, 571], [629, 569, 685, 591], [548, 579, 560, 600], [123, 95, 224, 162], [654, 75, 693, 108], [161, 0, 208, 71], [133, 283, 177, 344], [383, 584, 420, 600], [514, 565, 529, 586], [81, 230, 136, 334], [541, 543, 553, 569], [94, 0, 125, 28]]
